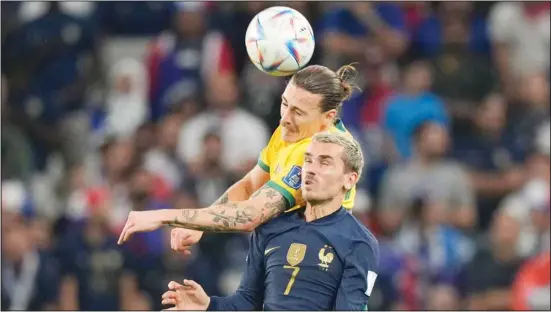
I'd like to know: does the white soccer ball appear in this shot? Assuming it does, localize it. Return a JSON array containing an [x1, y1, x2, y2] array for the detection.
[[245, 6, 315, 76]]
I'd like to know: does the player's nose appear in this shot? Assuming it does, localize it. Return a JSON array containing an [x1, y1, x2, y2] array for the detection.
[[280, 110, 292, 126]]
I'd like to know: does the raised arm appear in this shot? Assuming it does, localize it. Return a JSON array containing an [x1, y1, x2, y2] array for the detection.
[[163, 184, 287, 232], [118, 183, 287, 243]]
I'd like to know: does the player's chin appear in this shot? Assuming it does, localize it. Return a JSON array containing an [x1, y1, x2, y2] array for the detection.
[[302, 189, 318, 201]]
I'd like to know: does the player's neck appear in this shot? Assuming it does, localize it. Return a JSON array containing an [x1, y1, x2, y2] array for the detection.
[[304, 195, 343, 222]]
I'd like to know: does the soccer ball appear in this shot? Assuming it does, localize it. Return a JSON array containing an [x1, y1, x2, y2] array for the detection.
[[245, 6, 315, 77]]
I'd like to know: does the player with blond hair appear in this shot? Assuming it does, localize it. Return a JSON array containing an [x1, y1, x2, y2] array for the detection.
[[160, 131, 379, 310]]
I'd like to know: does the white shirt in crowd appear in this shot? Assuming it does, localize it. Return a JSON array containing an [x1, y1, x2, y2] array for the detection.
[[177, 109, 269, 172], [489, 3, 550, 77]]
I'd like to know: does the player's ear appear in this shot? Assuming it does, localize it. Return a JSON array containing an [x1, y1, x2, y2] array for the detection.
[[323, 109, 337, 123], [343, 171, 358, 191]]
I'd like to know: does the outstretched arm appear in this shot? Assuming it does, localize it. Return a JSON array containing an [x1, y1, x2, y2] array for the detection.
[[118, 184, 288, 244], [163, 185, 287, 232]]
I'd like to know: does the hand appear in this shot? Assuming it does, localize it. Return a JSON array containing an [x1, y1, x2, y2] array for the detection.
[[171, 228, 203, 255], [162, 280, 210, 311], [117, 210, 164, 244]]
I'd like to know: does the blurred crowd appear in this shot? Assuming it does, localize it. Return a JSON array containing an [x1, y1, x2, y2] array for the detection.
[[1, 1, 550, 311]]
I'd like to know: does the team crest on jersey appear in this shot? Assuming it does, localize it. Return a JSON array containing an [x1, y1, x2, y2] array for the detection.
[[282, 165, 302, 190], [318, 245, 334, 271], [286, 243, 307, 266]]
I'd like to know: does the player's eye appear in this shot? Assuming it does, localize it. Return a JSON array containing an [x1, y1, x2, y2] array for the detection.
[[304, 158, 312, 164], [282, 102, 288, 107], [321, 161, 330, 166]]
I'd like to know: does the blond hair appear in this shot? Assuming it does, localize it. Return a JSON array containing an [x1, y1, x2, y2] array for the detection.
[[312, 131, 364, 177]]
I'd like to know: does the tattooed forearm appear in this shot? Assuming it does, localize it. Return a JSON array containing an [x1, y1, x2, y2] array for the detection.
[[260, 200, 286, 223], [209, 205, 255, 229], [213, 192, 229, 205], [162, 186, 288, 232]]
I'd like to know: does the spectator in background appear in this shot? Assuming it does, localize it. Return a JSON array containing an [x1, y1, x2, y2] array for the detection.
[[489, 2, 550, 95], [121, 166, 173, 310], [99, 2, 172, 36], [496, 121, 550, 258], [411, 2, 490, 60], [392, 182, 474, 310], [379, 122, 476, 234], [3, 1, 101, 171], [67, 138, 136, 231], [102, 58, 149, 139], [508, 72, 550, 159], [146, 1, 235, 121], [144, 114, 196, 200], [178, 74, 269, 178], [1, 214, 60, 310], [511, 251, 551, 310], [1, 76, 33, 182], [428, 5, 497, 134], [320, 2, 408, 69], [382, 61, 448, 160], [465, 211, 525, 310], [187, 131, 234, 207], [57, 214, 143, 310], [453, 93, 526, 230]]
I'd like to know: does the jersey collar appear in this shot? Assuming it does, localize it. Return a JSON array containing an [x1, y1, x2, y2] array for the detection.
[[294, 206, 347, 225]]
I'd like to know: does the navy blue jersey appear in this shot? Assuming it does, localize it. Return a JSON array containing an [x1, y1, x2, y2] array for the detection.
[[208, 207, 379, 311]]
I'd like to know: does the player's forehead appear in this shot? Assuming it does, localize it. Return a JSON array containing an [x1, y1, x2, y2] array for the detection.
[[282, 81, 322, 112], [305, 141, 344, 161]]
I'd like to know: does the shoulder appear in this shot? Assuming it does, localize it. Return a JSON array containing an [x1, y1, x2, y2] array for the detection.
[[265, 126, 284, 148], [343, 214, 379, 253], [421, 92, 445, 105], [256, 210, 299, 238]]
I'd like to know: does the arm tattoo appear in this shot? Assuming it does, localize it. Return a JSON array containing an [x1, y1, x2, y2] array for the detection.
[[213, 192, 229, 205], [163, 186, 288, 232]]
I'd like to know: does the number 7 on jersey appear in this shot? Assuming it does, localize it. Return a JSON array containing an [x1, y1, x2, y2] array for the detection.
[[283, 265, 300, 295]]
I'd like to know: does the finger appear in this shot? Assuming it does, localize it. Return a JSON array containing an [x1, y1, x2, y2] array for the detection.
[[168, 281, 185, 290], [117, 223, 130, 245], [182, 249, 192, 257], [121, 225, 134, 244], [163, 308, 177, 311], [162, 291, 178, 300], [183, 279, 199, 289], [179, 234, 195, 246], [161, 298, 177, 306], [170, 232, 176, 250]]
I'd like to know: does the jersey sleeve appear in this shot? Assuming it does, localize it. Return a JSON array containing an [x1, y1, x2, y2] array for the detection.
[[334, 240, 380, 310], [208, 231, 265, 311], [265, 140, 309, 210], [258, 127, 281, 173]]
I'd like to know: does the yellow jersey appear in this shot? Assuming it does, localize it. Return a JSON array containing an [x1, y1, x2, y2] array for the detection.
[[258, 119, 356, 212]]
